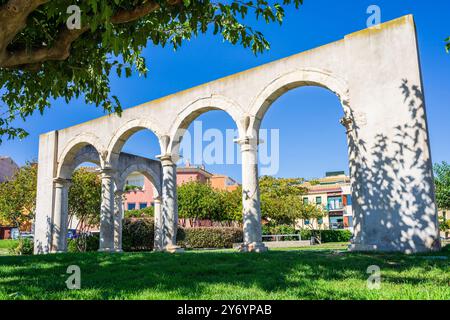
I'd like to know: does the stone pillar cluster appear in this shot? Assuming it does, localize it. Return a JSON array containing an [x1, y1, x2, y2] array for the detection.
[[50, 144, 268, 254]]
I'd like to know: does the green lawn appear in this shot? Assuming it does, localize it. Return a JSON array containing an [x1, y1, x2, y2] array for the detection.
[[0, 240, 17, 255], [0, 243, 448, 300]]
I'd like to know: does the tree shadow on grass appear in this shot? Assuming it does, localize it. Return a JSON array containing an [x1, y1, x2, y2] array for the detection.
[[0, 249, 448, 300]]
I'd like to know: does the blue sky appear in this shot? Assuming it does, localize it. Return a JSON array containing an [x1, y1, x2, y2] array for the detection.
[[1, 0, 449, 182]]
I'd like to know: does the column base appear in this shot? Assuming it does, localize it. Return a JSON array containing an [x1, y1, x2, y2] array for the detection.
[[164, 245, 185, 253], [238, 242, 268, 253], [98, 247, 115, 253]]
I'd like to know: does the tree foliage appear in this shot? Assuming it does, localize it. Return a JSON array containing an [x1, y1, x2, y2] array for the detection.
[[434, 161, 450, 211], [0, 162, 37, 228], [0, 0, 303, 142], [177, 181, 241, 223], [68, 167, 101, 230], [446, 36, 450, 53], [259, 176, 324, 225]]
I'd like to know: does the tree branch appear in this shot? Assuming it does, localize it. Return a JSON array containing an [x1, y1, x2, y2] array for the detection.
[[0, 0, 182, 69], [0, 0, 49, 53]]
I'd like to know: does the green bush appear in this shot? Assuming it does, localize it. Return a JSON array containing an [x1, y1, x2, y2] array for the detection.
[[122, 218, 154, 251], [67, 234, 100, 252], [124, 206, 154, 219], [9, 238, 34, 255], [177, 227, 243, 249], [299, 229, 312, 240], [320, 229, 352, 242], [298, 229, 352, 243]]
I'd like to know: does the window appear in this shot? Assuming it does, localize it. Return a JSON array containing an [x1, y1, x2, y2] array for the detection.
[[305, 219, 310, 225], [318, 218, 323, 225], [140, 202, 148, 209], [315, 196, 322, 205], [125, 173, 145, 189], [127, 203, 136, 210], [303, 197, 309, 205], [327, 196, 342, 210]]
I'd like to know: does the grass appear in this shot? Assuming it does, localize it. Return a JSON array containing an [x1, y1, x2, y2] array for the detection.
[[0, 243, 448, 300], [0, 240, 17, 255]]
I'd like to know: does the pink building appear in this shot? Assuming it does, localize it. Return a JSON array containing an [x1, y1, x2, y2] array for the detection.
[[123, 165, 238, 211]]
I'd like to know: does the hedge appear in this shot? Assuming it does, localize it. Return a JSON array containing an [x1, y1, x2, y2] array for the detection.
[[177, 227, 243, 249], [299, 229, 352, 243], [263, 226, 352, 243], [122, 218, 154, 251], [68, 233, 99, 252], [68, 218, 155, 252]]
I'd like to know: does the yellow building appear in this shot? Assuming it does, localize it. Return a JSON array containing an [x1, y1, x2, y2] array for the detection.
[[296, 171, 353, 232]]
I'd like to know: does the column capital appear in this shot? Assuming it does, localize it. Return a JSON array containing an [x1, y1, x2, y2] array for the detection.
[[99, 166, 116, 178], [53, 177, 71, 187], [156, 154, 176, 167], [234, 136, 260, 152]]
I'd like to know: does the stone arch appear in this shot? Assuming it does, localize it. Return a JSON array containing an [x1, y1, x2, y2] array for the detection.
[[168, 95, 246, 158], [116, 163, 162, 196], [106, 118, 164, 167], [57, 133, 104, 179], [248, 68, 351, 133]]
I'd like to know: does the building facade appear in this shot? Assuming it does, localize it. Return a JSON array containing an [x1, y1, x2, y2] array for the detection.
[[123, 165, 239, 211], [297, 171, 354, 232]]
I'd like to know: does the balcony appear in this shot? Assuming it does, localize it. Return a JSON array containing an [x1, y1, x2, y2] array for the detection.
[[327, 204, 344, 211]]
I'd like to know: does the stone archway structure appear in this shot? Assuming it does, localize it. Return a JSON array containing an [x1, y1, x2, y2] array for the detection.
[[34, 15, 440, 254]]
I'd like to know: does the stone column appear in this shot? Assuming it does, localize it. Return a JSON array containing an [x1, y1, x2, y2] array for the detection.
[[113, 190, 124, 252], [237, 137, 267, 252], [99, 168, 115, 252], [159, 155, 184, 253], [51, 178, 70, 253], [153, 195, 163, 251]]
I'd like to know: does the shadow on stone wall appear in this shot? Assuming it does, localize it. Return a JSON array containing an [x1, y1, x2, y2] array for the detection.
[[348, 79, 439, 252]]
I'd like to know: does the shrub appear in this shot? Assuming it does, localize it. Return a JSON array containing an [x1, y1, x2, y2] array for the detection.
[[9, 238, 34, 255], [67, 233, 99, 252], [124, 206, 154, 219], [177, 227, 243, 249], [298, 229, 352, 243], [319, 229, 352, 242], [122, 218, 154, 251]]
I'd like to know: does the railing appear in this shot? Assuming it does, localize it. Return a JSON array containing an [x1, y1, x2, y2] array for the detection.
[[327, 204, 344, 211], [262, 234, 302, 242]]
